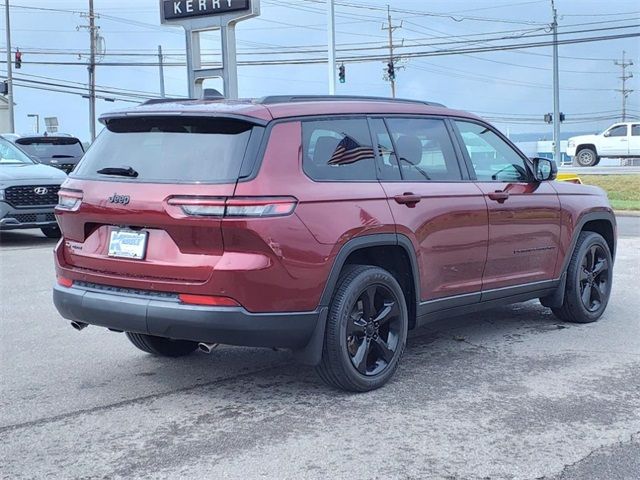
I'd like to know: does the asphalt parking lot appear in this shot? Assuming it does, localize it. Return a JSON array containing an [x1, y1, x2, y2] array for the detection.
[[1, 220, 639, 480]]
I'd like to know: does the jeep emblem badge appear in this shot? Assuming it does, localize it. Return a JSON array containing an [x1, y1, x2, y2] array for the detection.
[[108, 193, 130, 205], [34, 187, 48, 195]]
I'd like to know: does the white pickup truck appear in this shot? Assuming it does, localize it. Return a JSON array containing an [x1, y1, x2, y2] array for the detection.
[[566, 122, 640, 167]]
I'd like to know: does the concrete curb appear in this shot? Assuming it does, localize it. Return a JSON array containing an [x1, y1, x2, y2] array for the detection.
[[615, 211, 640, 217]]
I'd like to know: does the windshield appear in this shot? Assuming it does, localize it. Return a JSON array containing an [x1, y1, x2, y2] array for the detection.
[[0, 138, 35, 165], [17, 138, 84, 159], [72, 116, 256, 183]]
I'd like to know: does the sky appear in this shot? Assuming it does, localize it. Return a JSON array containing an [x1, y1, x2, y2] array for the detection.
[[1, 0, 639, 142]]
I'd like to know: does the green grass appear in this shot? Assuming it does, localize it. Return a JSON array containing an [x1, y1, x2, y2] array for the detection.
[[579, 175, 640, 211]]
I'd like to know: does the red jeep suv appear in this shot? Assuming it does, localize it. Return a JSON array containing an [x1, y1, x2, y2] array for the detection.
[[53, 95, 616, 391]]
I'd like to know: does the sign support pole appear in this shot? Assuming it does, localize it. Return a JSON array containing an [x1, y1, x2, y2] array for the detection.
[[160, 0, 259, 100], [221, 24, 238, 99]]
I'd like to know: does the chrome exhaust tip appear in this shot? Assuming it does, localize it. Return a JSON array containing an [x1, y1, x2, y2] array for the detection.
[[70, 321, 88, 331], [198, 342, 219, 354]]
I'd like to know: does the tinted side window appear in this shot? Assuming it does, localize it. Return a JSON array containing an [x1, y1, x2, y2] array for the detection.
[[385, 118, 462, 181], [369, 118, 401, 181], [607, 125, 628, 137], [631, 124, 639, 136], [455, 121, 530, 182], [302, 118, 376, 181]]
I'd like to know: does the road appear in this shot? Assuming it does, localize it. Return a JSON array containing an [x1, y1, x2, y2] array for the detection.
[[558, 165, 640, 175], [1, 228, 639, 480]]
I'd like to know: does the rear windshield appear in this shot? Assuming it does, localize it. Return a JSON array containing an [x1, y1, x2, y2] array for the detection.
[[72, 116, 257, 183], [17, 138, 84, 159]]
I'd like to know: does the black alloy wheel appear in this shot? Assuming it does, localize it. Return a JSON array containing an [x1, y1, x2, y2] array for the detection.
[[551, 231, 613, 323], [316, 265, 408, 392], [346, 284, 402, 376], [578, 244, 610, 312]]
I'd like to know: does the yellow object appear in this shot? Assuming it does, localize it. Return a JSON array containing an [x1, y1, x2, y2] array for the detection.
[[556, 173, 582, 184]]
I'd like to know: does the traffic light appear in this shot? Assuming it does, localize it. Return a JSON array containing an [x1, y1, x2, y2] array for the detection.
[[338, 64, 345, 84], [15, 49, 22, 69], [559, 112, 565, 122], [544, 113, 552, 124], [1, 81, 7, 96], [387, 62, 395, 80]]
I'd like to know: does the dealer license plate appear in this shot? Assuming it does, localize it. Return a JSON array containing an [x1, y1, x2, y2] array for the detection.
[[108, 229, 148, 260]]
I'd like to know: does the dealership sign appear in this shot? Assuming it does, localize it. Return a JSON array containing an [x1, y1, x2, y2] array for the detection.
[[162, 0, 250, 20]]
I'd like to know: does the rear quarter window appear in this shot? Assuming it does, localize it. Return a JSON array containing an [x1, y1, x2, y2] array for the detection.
[[302, 118, 376, 181], [72, 116, 259, 184]]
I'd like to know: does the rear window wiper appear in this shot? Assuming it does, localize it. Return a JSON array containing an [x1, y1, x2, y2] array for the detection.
[[96, 166, 139, 177], [52, 154, 75, 158]]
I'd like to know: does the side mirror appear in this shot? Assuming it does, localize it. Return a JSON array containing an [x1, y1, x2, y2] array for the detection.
[[532, 157, 557, 182], [603, 131, 610, 137]]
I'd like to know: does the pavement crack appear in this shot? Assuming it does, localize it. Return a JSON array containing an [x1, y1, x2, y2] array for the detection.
[[0, 361, 289, 435], [546, 430, 640, 479]]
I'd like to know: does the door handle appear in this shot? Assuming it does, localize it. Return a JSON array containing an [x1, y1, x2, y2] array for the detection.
[[488, 190, 510, 203], [394, 192, 421, 207]]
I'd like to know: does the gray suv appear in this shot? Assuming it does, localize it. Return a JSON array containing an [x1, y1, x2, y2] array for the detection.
[[0, 136, 67, 237]]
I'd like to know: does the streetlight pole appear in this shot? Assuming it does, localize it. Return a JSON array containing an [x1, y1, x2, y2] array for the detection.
[[27, 113, 39, 133], [327, 0, 336, 95], [551, 0, 561, 165], [4, 0, 15, 133]]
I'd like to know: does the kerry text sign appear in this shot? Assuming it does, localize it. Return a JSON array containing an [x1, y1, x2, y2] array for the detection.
[[162, 0, 250, 21]]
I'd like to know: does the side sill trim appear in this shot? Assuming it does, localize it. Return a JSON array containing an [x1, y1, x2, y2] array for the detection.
[[417, 279, 559, 317]]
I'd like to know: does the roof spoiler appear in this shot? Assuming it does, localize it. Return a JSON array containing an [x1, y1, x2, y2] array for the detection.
[[140, 89, 224, 106]]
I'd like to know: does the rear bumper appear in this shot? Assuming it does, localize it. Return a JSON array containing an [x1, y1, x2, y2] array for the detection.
[[53, 283, 320, 349]]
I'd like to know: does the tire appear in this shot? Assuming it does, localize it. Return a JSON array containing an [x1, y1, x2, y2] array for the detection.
[[575, 147, 598, 167], [316, 265, 408, 392], [125, 332, 198, 357], [551, 232, 613, 323], [41, 226, 61, 239]]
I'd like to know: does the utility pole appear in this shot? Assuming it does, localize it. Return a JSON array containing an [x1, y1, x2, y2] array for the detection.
[[614, 51, 634, 122], [158, 45, 166, 98], [88, 0, 97, 141], [4, 0, 15, 133], [551, 0, 561, 165], [79, 0, 98, 141], [382, 5, 401, 98], [327, 0, 336, 95]]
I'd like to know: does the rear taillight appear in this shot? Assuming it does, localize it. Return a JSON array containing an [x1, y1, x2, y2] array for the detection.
[[178, 294, 239, 307], [57, 276, 73, 288], [168, 197, 226, 217], [167, 196, 297, 218], [57, 189, 83, 211], [225, 197, 297, 217]]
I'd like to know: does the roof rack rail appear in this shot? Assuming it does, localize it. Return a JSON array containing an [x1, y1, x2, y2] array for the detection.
[[139, 98, 196, 106], [256, 95, 445, 108]]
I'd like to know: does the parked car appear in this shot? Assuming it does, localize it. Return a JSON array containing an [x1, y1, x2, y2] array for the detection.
[[52, 95, 616, 391], [567, 122, 640, 167], [0, 135, 67, 237], [13, 135, 85, 174]]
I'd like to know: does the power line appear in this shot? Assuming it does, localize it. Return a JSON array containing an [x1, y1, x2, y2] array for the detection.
[[13, 30, 640, 67]]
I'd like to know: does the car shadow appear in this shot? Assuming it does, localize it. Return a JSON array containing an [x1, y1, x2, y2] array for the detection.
[[139, 300, 571, 396], [0, 229, 59, 248]]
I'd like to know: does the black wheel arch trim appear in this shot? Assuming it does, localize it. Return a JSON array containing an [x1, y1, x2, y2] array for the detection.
[[542, 210, 616, 308], [317, 233, 421, 309], [296, 233, 420, 366], [560, 211, 616, 274]]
